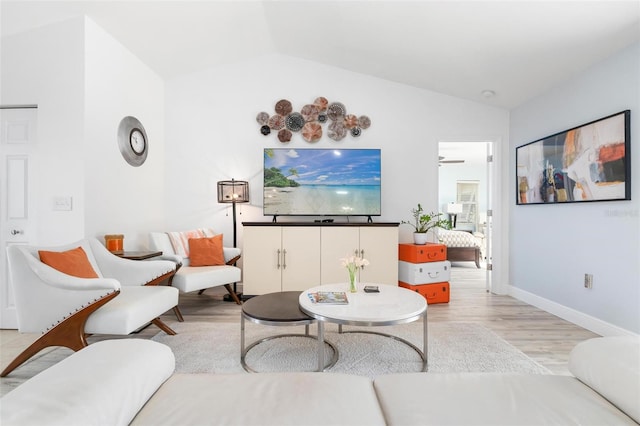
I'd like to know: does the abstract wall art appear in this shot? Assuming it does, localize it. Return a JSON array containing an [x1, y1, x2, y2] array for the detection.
[[516, 110, 630, 205]]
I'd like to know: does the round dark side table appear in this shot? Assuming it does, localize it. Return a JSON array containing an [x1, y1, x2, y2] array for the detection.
[[240, 291, 338, 373]]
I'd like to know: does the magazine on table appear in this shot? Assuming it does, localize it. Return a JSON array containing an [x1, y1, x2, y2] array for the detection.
[[307, 291, 349, 305]]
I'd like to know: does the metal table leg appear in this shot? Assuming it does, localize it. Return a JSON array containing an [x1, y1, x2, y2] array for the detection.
[[423, 311, 428, 372], [317, 321, 325, 372], [241, 312, 246, 356]]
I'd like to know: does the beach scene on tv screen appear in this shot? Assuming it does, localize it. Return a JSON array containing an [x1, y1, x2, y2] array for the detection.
[[264, 148, 381, 216]]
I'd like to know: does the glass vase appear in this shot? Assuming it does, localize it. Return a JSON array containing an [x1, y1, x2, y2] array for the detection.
[[348, 271, 357, 293]]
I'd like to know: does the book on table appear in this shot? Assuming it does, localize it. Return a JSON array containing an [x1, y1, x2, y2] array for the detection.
[[307, 291, 349, 304]]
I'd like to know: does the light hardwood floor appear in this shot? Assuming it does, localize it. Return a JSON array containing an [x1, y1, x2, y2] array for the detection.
[[0, 264, 599, 396]]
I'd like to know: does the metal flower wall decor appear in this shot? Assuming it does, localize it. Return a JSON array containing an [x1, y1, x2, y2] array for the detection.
[[256, 97, 371, 143]]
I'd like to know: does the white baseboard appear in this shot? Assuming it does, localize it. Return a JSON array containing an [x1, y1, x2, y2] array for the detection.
[[508, 285, 638, 337]]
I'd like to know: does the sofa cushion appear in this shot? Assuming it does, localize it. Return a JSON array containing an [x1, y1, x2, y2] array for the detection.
[[131, 372, 385, 426], [189, 235, 225, 266], [374, 372, 637, 425], [85, 286, 179, 335], [39, 246, 99, 278], [171, 264, 241, 293], [149, 232, 177, 257], [569, 336, 640, 424], [0, 339, 175, 426]]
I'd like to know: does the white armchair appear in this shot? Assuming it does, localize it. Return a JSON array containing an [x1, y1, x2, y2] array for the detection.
[[149, 232, 242, 319], [1, 238, 179, 377]]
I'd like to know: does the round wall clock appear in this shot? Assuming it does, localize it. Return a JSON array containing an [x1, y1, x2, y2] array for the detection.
[[117, 116, 148, 167]]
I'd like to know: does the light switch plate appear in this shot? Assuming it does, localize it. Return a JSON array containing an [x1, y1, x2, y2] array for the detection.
[[53, 196, 72, 211]]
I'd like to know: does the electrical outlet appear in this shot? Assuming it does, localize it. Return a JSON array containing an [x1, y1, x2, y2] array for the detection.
[[584, 273, 593, 289]]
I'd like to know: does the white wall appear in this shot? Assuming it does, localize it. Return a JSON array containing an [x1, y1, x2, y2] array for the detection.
[[1, 17, 166, 249], [1, 18, 86, 244], [164, 54, 509, 251], [83, 18, 166, 249], [509, 42, 640, 335]]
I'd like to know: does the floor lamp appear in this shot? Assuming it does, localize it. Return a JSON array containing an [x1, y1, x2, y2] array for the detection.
[[217, 179, 249, 301]]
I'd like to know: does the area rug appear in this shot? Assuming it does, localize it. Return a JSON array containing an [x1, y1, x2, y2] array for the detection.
[[151, 321, 550, 376]]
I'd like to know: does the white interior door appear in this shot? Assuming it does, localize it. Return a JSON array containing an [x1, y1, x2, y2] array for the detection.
[[0, 107, 38, 329]]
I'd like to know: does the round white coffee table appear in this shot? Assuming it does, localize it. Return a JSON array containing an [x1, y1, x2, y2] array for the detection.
[[299, 283, 428, 372]]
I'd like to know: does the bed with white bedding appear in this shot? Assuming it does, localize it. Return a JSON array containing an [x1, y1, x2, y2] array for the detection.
[[438, 229, 482, 268]]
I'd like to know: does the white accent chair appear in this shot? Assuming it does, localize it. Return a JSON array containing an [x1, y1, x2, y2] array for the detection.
[[1, 238, 179, 377], [149, 232, 242, 320]]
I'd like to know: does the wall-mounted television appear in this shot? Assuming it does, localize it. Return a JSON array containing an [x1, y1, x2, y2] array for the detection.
[[263, 148, 382, 217], [516, 110, 631, 205]]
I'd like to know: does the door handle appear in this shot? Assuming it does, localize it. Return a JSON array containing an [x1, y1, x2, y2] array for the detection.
[[277, 249, 281, 269], [11, 229, 23, 235], [282, 249, 287, 269]]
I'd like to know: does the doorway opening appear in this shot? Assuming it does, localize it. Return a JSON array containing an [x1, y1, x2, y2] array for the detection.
[[438, 141, 493, 292]]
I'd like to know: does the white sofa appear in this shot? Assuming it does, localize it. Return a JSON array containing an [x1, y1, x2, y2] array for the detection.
[[2, 336, 638, 425]]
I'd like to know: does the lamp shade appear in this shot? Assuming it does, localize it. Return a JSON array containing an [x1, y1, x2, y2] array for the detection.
[[446, 203, 463, 214], [217, 179, 249, 204]]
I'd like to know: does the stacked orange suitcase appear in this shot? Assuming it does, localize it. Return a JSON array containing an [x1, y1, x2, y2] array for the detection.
[[398, 243, 450, 304]]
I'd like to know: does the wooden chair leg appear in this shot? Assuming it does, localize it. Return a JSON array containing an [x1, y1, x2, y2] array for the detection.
[[152, 318, 176, 335], [144, 270, 176, 287], [224, 284, 242, 305], [172, 306, 184, 322], [0, 291, 119, 377]]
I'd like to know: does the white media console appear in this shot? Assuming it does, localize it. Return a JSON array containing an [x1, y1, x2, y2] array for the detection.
[[241, 222, 399, 296]]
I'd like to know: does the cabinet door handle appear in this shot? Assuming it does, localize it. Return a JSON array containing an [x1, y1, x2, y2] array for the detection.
[[282, 249, 287, 269], [354, 249, 359, 257], [277, 249, 281, 269]]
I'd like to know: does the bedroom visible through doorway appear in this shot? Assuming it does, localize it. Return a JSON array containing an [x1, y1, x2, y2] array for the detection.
[[438, 141, 493, 292]]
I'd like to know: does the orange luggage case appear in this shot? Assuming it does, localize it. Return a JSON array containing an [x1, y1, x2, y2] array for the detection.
[[398, 243, 447, 263], [399, 281, 450, 304]]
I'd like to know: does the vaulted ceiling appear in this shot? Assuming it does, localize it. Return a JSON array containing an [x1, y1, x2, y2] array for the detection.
[[2, 1, 639, 109]]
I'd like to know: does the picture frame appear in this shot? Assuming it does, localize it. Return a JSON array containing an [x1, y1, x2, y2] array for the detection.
[[516, 110, 631, 205]]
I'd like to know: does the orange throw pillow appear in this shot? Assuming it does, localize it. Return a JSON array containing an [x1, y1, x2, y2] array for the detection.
[[189, 235, 225, 267], [39, 246, 99, 278]]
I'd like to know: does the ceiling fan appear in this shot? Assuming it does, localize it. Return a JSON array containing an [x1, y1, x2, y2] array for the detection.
[[439, 156, 465, 165]]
